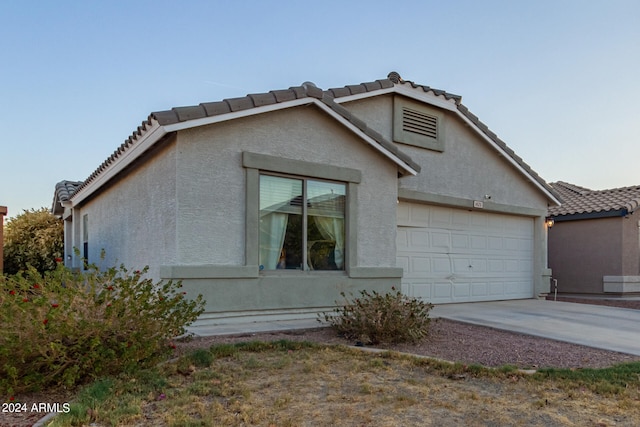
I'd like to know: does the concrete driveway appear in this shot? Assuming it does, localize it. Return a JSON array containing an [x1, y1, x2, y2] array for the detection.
[[432, 299, 640, 356]]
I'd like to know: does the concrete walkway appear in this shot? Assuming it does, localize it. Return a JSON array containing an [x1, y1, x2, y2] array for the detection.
[[432, 299, 640, 356], [186, 299, 640, 356]]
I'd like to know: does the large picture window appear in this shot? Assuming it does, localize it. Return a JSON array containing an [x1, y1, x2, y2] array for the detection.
[[259, 174, 345, 271]]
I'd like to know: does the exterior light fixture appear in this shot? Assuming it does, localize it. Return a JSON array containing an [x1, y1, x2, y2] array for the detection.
[[546, 218, 555, 228]]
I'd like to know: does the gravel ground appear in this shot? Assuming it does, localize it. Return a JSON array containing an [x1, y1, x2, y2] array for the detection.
[[175, 297, 640, 369], [4, 298, 640, 427], [175, 316, 640, 370]]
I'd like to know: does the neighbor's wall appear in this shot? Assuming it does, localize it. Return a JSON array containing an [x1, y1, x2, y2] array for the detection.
[[621, 216, 640, 276], [73, 139, 178, 279], [548, 217, 623, 294]]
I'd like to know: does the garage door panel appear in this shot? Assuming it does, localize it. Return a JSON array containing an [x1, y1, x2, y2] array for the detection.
[[451, 233, 469, 249], [410, 230, 430, 247], [410, 257, 431, 275], [432, 257, 452, 273], [397, 202, 533, 304], [472, 282, 488, 297]]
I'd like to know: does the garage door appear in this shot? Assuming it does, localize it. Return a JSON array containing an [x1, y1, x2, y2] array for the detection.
[[396, 202, 533, 304]]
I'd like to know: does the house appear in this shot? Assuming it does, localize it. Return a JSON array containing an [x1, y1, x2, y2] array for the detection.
[[548, 181, 640, 294], [52, 72, 560, 325]]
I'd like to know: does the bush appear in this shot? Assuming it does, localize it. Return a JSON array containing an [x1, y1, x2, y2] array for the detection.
[[319, 288, 434, 345], [0, 256, 205, 395], [2, 208, 64, 275]]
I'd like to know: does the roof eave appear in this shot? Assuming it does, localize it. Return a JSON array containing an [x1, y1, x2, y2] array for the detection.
[[551, 209, 629, 222], [70, 96, 418, 206]]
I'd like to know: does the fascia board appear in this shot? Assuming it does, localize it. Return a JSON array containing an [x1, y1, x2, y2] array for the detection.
[[312, 100, 418, 176], [70, 122, 167, 206]]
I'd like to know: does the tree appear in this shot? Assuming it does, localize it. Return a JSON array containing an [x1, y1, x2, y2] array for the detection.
[[3, 208, 63, 275]]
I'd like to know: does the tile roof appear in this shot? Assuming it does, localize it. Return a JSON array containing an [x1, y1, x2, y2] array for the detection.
[[549, 181, 640, 218], [68, 72, 558, 204], [52, 180, 82, 214]]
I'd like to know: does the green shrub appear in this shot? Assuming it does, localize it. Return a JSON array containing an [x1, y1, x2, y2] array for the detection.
[[319, 288, 434, 345], [2, 208, 63, 275], [0, 256, 205, 394]]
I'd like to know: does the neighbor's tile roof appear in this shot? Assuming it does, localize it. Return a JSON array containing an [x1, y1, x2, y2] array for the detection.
[[52, 180, 82, 214], [549, 181, 640, 217], [54, 180, 82, 203], [69, 72, 558, 203]]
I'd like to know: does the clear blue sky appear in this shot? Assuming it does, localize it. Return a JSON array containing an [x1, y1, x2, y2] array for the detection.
[[1, 0, 639, 219]]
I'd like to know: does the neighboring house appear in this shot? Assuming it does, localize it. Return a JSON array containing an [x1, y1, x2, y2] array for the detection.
[[548, 181, 640, 294], [52, 72, 560, 325]]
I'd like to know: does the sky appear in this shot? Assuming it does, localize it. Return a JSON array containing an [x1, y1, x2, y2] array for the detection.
[[1, 0, 639, 219]]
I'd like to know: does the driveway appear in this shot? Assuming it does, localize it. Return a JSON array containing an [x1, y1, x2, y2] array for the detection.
[[432, 299, 640, 356]]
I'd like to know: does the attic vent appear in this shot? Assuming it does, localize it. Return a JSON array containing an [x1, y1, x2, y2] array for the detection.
[[402, 107, 437, 139], [393, 96, 445, 152]]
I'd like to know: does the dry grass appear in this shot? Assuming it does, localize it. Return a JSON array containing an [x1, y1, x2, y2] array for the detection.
[[46, 341, 640, 427]]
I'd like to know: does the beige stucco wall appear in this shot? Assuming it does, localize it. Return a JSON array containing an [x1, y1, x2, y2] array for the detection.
[[72, 140, 178, 279], [175, 105, 399, 268], [344, 94, 552, 298], [344, 95, 548, 209]]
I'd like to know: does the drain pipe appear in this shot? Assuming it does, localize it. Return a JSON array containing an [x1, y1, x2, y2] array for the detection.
[[552, 278, 558, 301]]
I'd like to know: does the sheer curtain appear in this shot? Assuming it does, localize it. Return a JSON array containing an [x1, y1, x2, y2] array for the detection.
[[313, 216, 344, 269], [260, 212, 288, 270], [259, 175, 302, 270]]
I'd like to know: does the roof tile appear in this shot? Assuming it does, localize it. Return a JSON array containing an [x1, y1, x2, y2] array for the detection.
[[173, 106, 207, 122], [248, 92, 277, 107], [363, 81, 382, 92], [270, 89, 297, 103], [151, 110, 180, 125], [549, 182, 640, 217], [302, 82, 324, 99], [328, 87, 352, 98], [346, 84, 366, 95], [225, 96, 255, 112], [200, 101, 231, 116]]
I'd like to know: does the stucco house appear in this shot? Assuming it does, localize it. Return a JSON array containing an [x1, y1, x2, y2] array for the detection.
[[52, 72, 560, 325], [548, 181, 640, 294]]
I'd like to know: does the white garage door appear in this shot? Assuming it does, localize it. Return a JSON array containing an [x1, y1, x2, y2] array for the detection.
[[396, 202, 534, 304]]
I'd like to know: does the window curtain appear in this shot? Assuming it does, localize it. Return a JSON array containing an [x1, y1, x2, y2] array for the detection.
[[259, 212, 288, 270], [259, 175, 302, 270], [313, 216, 344, 269]]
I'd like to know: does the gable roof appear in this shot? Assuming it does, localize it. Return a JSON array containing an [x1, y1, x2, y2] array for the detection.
[[326, 72, 560, 205], [64, 72, 559, 207], [549, 181, 640, 220]]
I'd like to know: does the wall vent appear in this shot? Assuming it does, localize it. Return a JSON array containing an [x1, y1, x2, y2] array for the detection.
[[402, 107, 438, 139], [393, 96, 445, 152]]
